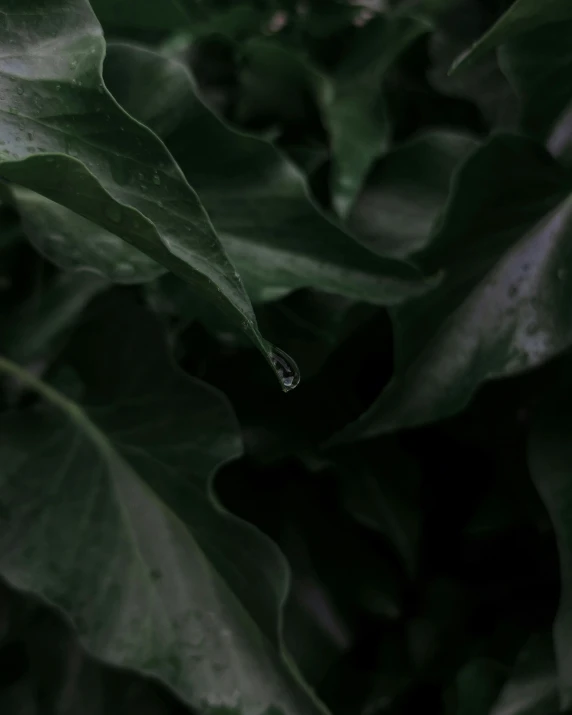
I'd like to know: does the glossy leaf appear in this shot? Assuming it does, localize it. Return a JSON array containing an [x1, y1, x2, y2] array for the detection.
[[14, 189, 164, 284], [104, 41, 433, 305], [2, 270, 106, 364], [324, 13, 432, 217], [0, 299, 328, 715], [453, 659, 506, 715], [428, 0, 518, 129], [334, 441, 420, 578], [500, 20, 572, 162], [335, 135, 572, 440], [529, 405, 572, 709], [451, 0, 572, 74], [347, 130, 478, 258], [0, 0, 288, 385], [490, 633, 558, 715]]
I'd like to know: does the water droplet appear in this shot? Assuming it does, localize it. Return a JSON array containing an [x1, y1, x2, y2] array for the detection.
[[137, 171, 144, 181], [105, 204, 122, 223], [16, 86, 23, 95], [56, 84, 61, 91], [70, 59, 78, 69], [153, 174, 161, 185], [270, 346, 300, 391], [27, 131, 33, 141]]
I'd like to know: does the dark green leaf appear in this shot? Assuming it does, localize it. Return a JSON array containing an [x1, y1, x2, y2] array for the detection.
[[334, 441, 420, 578], [428, 0, 518, 129], [104, 41, 434, 305], [452, 659, 506, 715], [335, 135, 572, 440], [348, 131, 478, 258], [500, 20, 572, 162], [323, 13, 432, 217], [450, 0, 572, 74], [0, 299, 328, 715], [0, 0, 288, 386], [15, 189, 164, 284], [490, 633, 558, 715], [2, 270, 106, 364]]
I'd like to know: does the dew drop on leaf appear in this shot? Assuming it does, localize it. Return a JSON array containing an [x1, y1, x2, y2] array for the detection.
[[270, 346, 300, 391], [153, 174, 161, 185]]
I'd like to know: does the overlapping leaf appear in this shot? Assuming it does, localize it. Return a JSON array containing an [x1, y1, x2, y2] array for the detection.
[[0, 0, 291, 385], [500, 19, 572, 162], [322, 13, 432, 217], [450, 0, 572, 73], [0, 298, 328, 715], [347, 130, 477, 258], [103, 41, 432, 305], [335, 134, 572, 440]]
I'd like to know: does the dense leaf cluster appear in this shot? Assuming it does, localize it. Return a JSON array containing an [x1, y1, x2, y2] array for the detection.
[[2, 0, 572, 713]]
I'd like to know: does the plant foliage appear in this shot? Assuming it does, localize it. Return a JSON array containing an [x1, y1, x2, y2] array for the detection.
[[1, 1, 572, 714]]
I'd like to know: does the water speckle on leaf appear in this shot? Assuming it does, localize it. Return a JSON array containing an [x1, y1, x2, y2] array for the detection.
[[153, 174, 161, 185], [16, 86, 23, 95], [270, 346, 300, 391]]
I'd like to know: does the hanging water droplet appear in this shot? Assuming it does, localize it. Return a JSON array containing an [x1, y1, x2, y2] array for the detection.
[[270, 346, 300, 391]]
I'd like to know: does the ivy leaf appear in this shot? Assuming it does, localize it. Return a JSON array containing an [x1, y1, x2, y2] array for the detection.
[[334, 134, 572, 440], [2, 270, 106, 365], [103, 41, 433, 306], [529, 406, 572, 709], [323, 13, 432, 217], [0, 0, 291, 387], [14, 189, 164, 284], [428, 0, 518, 130], [450, 0, 572, 74], [347, 130, 478, 259], [0, 297, 329, 715], [490, 633, 559, 715], [500, 19, 572, 163], [334, 441, 421, 579]]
